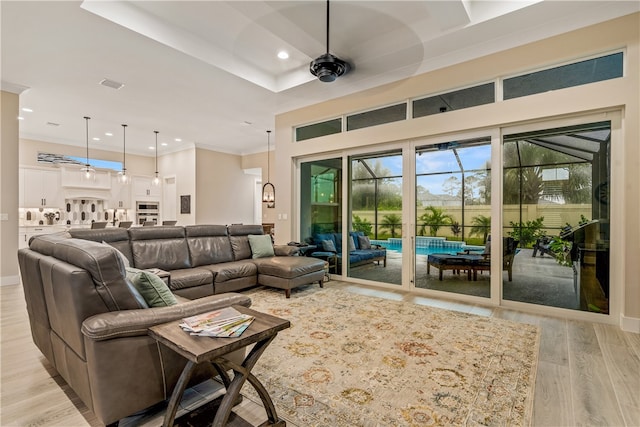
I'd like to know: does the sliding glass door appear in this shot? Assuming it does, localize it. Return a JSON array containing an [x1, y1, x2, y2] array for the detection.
[[502, 121, 612, 314], [296, 114, 616, 320], [348, 151, 402, 285], [414, 138, 492, 298]]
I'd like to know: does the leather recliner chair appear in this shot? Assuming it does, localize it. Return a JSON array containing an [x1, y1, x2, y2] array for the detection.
[[18, 232, 251, 426]]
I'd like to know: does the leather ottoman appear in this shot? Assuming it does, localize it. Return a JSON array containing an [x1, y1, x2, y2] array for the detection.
[[252, 256, 326, 298]]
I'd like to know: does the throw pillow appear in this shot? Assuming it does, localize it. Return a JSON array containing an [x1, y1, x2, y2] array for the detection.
[[248, 234, 275, 259], [348, 236, 356, 252], [321, 239, 337, 253], [103, 241, 130, 268], [358, 235, 372, 250], [125, 267, 177, 307]]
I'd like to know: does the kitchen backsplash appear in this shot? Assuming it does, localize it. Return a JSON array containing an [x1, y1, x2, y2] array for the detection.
[[19, 199, 133, 226]]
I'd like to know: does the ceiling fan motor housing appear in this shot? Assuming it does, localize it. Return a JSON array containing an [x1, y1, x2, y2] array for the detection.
[[310, 53, 350, 82]]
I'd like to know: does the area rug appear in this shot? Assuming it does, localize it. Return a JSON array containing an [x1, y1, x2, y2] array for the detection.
[[242, 285, 539, 427]]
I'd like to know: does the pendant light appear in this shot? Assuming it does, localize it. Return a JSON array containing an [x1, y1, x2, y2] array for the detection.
[[261, 130, 275, 208], [80, 116, 95, 181], [117, 124, 128, 184], [152, 130, 160, 186]]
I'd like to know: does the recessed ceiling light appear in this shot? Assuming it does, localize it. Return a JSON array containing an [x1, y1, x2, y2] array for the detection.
[[161, 143, 168, 146], [17, 116, 24, 120], [21, 107, 33, 112], [174, 138, 182, 142], [105, 132, 113, 136], [277, 50, 289, 60], [148, 146, 154, 150], [92, 137, 100, 141]]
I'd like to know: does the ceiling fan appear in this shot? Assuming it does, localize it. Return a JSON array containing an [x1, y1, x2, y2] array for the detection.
[[309, 0, 351, 82]]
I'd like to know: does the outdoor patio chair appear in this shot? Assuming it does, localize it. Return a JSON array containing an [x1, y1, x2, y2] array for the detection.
[[532, 236, 555, 257], [469, 236, 519, 281]]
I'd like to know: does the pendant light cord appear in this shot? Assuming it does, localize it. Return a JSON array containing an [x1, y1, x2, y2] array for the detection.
[[267, 130, 271, 182], [84, 116, 90, 166], [154, 131, 159, 173], [121, 124, 127, 171]]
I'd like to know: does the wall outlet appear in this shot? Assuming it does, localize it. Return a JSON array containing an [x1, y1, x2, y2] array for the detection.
[[0, 213, 8, 221]]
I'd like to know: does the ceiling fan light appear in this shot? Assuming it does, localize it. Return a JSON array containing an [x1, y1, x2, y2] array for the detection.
[[310, 53, 350, 82]]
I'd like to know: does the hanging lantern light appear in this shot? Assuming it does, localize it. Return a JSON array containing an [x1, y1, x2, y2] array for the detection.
[[80, 116, 95, 181], [262, 130, 275, 208], [117, 124, 128, 184], [152, 130, 160, 186]]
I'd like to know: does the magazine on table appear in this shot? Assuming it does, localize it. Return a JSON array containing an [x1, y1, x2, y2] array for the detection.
[[180, 307, 254, 338]]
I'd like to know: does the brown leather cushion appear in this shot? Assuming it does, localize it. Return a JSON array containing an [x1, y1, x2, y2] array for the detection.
[[168, 268, 214, 291], [203, 260, 257, 283], [252, 256, 325, 279]]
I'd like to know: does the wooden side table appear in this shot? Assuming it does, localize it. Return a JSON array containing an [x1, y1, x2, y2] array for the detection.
[[149, 305, 290, 427]]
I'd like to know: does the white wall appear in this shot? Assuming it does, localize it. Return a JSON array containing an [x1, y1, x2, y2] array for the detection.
[[195, 147, 256, 225], [158, 146, 196, 225]]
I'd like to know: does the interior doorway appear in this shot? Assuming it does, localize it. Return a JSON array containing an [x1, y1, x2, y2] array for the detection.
[[163, 176, 177, 222]]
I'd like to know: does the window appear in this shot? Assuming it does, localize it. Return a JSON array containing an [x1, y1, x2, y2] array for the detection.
[[347, 104, 407, 131], [413, 83, 495, 118], [296, 118, 342, 142], [503, 52, 623, 100]]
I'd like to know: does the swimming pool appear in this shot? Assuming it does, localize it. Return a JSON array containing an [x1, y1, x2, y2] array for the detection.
[[370, 237, 484, 256]]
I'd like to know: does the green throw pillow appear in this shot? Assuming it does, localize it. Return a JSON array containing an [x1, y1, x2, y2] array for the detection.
[[248, 234, 275, 259], [125, 267, 177, 307]]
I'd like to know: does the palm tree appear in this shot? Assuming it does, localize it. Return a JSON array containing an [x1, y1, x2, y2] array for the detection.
[[419, 206, 453, 237], [379, 213, 401, 238], [469, 214, 491, 243]]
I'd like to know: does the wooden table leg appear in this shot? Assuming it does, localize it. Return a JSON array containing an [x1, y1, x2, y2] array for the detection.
[[163, 360, 198, 427], [211, 334, 284, 427]]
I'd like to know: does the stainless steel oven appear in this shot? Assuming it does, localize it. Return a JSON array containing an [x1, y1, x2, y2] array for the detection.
[[136, 201, 159, 225]]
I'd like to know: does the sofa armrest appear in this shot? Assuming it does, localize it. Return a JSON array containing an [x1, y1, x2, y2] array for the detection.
[[274, 245, 300, 256], [81, 293, 251, 341]]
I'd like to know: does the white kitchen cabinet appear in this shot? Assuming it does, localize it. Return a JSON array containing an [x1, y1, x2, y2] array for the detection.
[[61, 167, 111, 189], [19, 225, 66, 249], [132, 176, 161, 201], [22, 168, 63, 208], [107, 176, 132, 209]]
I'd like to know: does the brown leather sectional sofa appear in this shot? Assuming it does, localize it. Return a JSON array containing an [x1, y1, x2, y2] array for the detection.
[[17, 224, 325, 426], [70, 224, 326, 298]]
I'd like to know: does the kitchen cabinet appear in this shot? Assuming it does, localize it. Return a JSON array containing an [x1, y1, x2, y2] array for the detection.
[[61, 167, 111, 189], [22, 168, 63, 208], [132, 176, 161, 201], [19, 225, 65, 249], [107, 176, 132, 209]]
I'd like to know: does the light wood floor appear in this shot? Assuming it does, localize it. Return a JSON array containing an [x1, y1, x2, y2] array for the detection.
[[1, 281, 639, 426]]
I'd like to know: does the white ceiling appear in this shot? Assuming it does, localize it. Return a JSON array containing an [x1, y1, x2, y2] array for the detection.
[[2, 1, 638, 157]]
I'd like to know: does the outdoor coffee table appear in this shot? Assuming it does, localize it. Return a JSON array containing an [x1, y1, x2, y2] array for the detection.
[[149, 305, 290, 427]]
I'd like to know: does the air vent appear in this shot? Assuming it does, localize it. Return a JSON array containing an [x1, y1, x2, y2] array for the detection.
[[46, 122, 60, 127], [99, 78, 124, 90]]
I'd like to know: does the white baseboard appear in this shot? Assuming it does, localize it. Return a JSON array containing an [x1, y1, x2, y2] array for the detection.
[[0, 275, 19, 286], [620, 314, 640, 333]]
